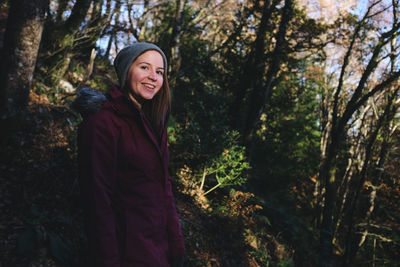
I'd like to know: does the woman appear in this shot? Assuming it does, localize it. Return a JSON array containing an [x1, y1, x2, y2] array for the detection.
[[76, 42, 186, 266]]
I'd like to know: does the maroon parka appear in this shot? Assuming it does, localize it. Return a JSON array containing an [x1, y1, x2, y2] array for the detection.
[[77, 86, 185, 266]]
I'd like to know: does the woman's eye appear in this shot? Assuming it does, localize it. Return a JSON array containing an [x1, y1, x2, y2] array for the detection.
[[140, 65, 148, 70], [157, 71, 164, 75]]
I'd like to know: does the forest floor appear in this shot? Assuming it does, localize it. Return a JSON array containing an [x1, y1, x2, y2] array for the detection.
[[0, 91, 287, 266]]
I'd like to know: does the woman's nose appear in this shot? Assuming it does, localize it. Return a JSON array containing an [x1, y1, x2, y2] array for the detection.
[[148, 70, 157, 81]]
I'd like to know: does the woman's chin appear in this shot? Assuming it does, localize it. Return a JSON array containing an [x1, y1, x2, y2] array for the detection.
[[140, 91, 159, 100], [142, 94, 155, 100]]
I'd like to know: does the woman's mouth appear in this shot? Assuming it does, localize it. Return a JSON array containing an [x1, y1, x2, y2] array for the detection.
[[143, 83, 156, 90]]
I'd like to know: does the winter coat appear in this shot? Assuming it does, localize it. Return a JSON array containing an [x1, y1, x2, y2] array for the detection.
[[75, 86, 185, 267]]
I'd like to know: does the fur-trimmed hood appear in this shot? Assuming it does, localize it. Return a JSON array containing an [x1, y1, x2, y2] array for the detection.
[[71, 87, 108, 116]]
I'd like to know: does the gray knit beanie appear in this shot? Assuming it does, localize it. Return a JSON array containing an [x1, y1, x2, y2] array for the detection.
[[113, 42, 168, 90]]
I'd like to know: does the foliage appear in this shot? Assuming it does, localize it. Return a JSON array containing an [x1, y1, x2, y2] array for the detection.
[[1, 0, 400, 266], [202, 133, 250, 196], [251, 62, 321, 195], [166, 34, 233, 170]]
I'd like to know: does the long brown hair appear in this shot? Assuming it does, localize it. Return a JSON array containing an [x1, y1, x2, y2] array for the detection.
[[142, 71, 171, 132], [122, 71, 171, 133]]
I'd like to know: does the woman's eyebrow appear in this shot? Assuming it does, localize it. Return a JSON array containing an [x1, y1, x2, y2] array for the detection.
[[138, 61, 164, 70]]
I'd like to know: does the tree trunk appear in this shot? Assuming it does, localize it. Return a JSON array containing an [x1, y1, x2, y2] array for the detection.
[[318, 129, 340, 267], [342, 89, 399, 266], [63, 0, 92, 35], [82, 0, 105, 53], [165, 0, 186, 86], [231, 0, 273, 135], [104, 34, 114, 58], [104, 0, 122, 58], [0, 0, 48, 115], [55, 0, 69, 23], [243, 0, 293, 145], [333, 103, 372, 237], [40, 0, 92, 86]]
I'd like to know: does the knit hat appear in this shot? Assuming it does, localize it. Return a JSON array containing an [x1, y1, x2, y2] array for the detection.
[[113, 42, 168, 90]]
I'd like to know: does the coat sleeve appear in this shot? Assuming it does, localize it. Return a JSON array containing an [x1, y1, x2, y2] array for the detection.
[[78, 111, 120, 267], [165, 172, 186, 258]]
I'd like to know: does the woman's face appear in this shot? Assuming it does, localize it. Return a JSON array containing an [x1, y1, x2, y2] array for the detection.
[[127, 50, 164, 100]]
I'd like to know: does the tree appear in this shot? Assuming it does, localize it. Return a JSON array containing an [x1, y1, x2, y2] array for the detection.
[[228, 0, 294, 146], [316, 1, 400, 265], [242, 0, 294, 145], [39, 0, 95, 86], [0, 0, 48, 116], [341, 87, 399, 265]]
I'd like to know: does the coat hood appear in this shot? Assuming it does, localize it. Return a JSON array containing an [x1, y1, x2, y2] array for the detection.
[[71, 86, 141, 117], [71, 87, 108, 116]]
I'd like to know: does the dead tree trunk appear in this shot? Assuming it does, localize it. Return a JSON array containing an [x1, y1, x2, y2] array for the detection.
[[0, 0, 48, 116]]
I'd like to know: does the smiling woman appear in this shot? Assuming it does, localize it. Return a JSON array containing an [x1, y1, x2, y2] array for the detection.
[[126, 50, 164, 102], [76, 42, 185, 267], [114, 43, 172, 132]]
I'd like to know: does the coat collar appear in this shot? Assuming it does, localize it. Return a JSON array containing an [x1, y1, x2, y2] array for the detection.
[[107, 85, 168, 156], [106, 85, 141, 118]]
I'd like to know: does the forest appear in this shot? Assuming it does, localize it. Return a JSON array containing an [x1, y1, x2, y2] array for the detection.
[[0, 0, 399, 266]]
